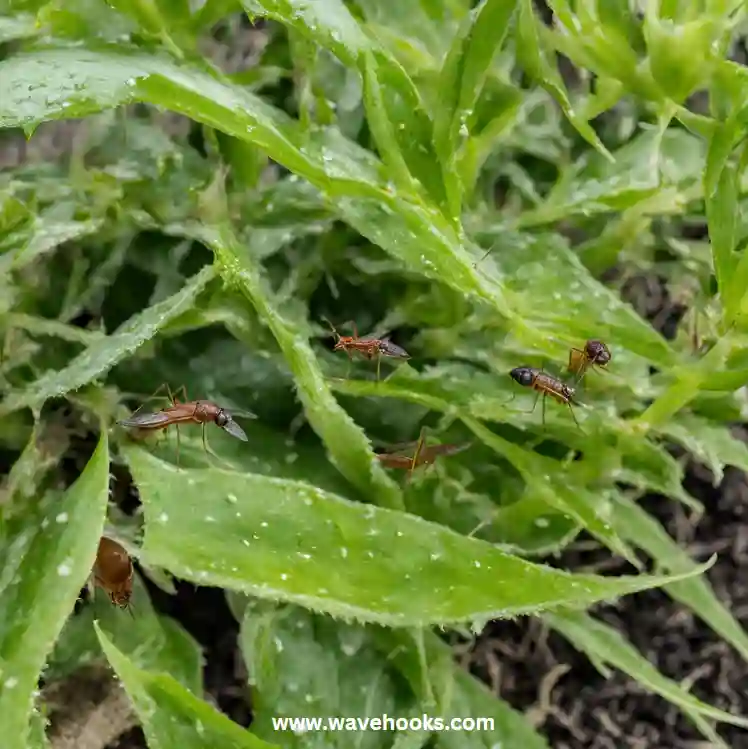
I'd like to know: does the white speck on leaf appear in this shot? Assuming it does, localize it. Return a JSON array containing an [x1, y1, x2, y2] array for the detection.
[[57, 562, 71, 577]]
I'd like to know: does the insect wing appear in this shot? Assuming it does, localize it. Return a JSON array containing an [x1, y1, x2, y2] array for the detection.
[[376, 439, 420, 457], [376, 454, 415, 469], [117, 411, 171, 428], [378, 339, 410, 358], [427, 441, 472, 458], [226, 408, 257, 420], [221, 418, 249, 441]]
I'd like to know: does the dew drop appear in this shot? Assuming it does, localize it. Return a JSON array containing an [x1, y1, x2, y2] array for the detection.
[[57, 563, 71, 577], [55, 512, 68, 524]]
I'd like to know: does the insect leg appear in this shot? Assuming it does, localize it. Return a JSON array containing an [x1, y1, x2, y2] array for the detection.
[[567, 402, 582, 431], [202, 422, 230, 467], [406, 427, 427, 484], [376, 352, 381, 381], [129, 383, 172, 419], [171, 384, 189, 405], [528, 390, 541, 413], [504, 390, 540, 415], [541, 392, 547, 428]]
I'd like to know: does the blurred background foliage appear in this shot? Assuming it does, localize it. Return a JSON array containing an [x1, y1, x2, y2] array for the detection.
[[0, 0, 748, 747]]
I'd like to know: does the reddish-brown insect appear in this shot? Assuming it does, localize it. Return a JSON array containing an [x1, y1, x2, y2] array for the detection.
[[376, 428, 471, 480], [92, 536, 133, 613], [325, 318, 410, 380], [508, 366, 580, 429], [567, 339, 611, 383], [117, 385, 252, 463]]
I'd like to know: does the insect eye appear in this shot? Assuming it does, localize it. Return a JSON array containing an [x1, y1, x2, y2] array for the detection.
[[519, 370, 533, 386], [215, 411, 229, 427]]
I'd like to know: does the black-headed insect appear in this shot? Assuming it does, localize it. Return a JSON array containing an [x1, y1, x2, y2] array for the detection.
[[118, 385, 252, 463], [508, 366, 580, 429], [325, 318, 410, 380], [567, 339, 611, 384]]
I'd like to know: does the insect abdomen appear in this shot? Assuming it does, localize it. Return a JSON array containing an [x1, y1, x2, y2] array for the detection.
[[533, 373, 570, 403]]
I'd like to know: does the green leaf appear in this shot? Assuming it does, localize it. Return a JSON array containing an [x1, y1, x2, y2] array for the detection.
[[47, 572, 202, 693], [432, 0, 518, 216], [0, 264, 215, 416], [370, 628, 550, 749], [657, 414, 748, 486], [610, 493, 748, 662], [546, 611, 748, 735], [705, 147, 738, 321], [95, 625, 278, 749], [125, 446, 711, 627], [0, 46, 517, 325], [0, 432, 109, 749], [515, 0, 612, 160], [0, 14, 38, 43], [481, 232, 677, 366], [643, 13, 719, 103], [490, 495, 580, 555], [239, 600, 416, 748], [0, 215, 104, 274], [242, 0, 448, 209], [330, 368, 692, 542], [633, 333, 733, 430], [197, 218, 402, 510]]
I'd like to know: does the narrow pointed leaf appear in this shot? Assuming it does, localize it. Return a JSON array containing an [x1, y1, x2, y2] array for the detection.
[[0, 433, 109, 749], [95, 625, 277, 749], [0, 265, 215, 416], [546, 611, 748, 733], [611, 494, 748, 662], [125, 447, 711, 627]]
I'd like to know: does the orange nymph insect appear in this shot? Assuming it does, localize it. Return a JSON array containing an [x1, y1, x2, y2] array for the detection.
[[508, 366, 580, 429], [567, 339, 611, 383], [92, 536, 133, 613], [325, 318, 410, 380]]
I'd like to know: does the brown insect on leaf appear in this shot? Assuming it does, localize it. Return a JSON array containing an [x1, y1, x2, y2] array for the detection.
[[117, 384, 253, 464], [92, 536, 134, 615], [508, 366, 581, 430], [567, 339, 611, 384], [324, 318, 410, 380], [376, 428, 471, 481]]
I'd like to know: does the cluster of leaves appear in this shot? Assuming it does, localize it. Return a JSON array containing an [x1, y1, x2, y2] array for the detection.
[[1, 0, 748, 747]]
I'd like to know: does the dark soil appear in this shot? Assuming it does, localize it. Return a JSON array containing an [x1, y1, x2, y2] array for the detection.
[[462, 462, 748, 749]]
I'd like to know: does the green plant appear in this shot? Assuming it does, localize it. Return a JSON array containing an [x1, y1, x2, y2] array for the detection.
[[1, 0, 748, 746]]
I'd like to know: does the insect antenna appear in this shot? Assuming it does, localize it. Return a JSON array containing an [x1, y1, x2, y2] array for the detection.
[[321, 316, 342, 345]]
